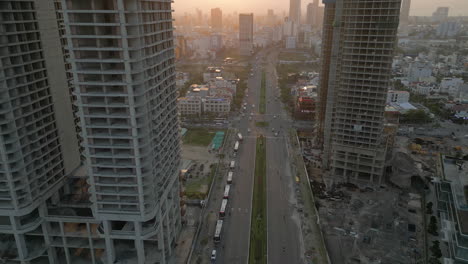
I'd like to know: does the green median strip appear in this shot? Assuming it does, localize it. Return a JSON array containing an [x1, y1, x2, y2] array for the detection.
[[259, 71, 266, 114], [255, 121, 269, 128], [249, 135, 267, 264]]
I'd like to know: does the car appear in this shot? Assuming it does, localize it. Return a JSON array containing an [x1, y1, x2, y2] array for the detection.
[[248, 128, 251, 133], [252, 104, 255, 108], [274, 132, 278, 137], [249, 117, 252, 121], [211, 249, 217, 261], [250, 113, 254, 116], [273, 115, 277, 119], [271, 128, 275, 132]]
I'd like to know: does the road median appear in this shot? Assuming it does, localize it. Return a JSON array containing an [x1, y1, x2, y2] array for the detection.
[[259, 71, 266, 114], [249, 135, 267, 264]]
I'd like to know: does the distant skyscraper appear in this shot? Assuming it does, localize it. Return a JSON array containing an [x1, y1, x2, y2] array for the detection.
[[196, 8, 203, 25], [400, 0, 411, 24], [317, 5, 325, 29], [317, 0, 401, 185], [267, 9, 276, 25], [239, 13, 254, 56], [211, 8, 223, 32], [432, 7, 449, 22], [306, 2, 315, 26], [306, 0, 323, 29], [289, 0, 301, 24]]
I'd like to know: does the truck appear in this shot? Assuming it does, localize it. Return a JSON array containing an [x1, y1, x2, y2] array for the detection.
[[234, 141, 239, 152], [227, 171, 233, 184]]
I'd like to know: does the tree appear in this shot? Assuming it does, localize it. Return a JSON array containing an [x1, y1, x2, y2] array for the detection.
[[401, 109, 432, 124], [426, 202, 433, 215], [428, 216, 438, 236], [430, 240, 442, 258]]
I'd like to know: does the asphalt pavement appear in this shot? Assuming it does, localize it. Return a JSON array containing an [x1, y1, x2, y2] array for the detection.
[[263, 50, 304, 264], [223, 48, 305, 263], [192, 48, 305, 264]]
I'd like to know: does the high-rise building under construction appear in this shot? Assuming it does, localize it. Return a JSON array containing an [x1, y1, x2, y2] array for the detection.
[[0, 0, 182, 263], [317, 0, 401, 185]]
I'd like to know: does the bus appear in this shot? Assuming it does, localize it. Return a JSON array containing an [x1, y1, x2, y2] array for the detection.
[[234, 141, 239, 152], [214, 220, 223, 243], [230, 161, 235, 169], [238, 133, 243, 141], [227, 171, 233, 184], [219, 199, 228, 218], [223, 185, 231, 199]]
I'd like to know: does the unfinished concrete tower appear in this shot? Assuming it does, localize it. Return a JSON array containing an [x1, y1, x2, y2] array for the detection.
[[61, 0, 181, 263], [0, 0, 81, 262], [318, 0, 401, 185]]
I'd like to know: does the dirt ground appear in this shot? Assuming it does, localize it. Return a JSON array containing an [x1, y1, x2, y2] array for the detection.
[[182, 145, 217, 169]]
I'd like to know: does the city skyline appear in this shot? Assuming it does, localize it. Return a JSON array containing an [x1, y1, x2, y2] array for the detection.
[[174, 0, 468, 16]]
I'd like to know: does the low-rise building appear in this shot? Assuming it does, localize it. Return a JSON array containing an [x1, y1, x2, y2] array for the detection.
[[176, 72, 190, 86], [209, 77, 238, 94], [178, 97, 202, 116], [408, 61, 433, 82], [441, 77, 464, 96], [387, 90, 410, 104], [203, 67, 223, 82], [177, 84, 231, 116], [204, 97, 231, 114], [452, 104, 468, 120], [413, 82, 439, 95], [436, 156, 468, 263], [285, 36, 297, 49]]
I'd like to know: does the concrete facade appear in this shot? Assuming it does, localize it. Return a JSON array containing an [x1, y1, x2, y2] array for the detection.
[[0, 0, 182, 263], [211, 8, 222, 32], [60, 0, 182, 263], [0, 0, 81, 262], [319, 0, 401, 185], [239, 13, 254, 56], [289, 0, 301, 24]]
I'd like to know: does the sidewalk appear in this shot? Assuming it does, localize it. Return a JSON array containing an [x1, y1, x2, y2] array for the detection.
[[287, 129, 330, 264]]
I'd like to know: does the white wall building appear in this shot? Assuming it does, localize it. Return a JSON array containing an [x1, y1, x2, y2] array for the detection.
[[285, 36, 297, 49], [204, 97, 231, 114], [387, 90, 410, 104], [203, 67, 223, 82], [178, 97, 203, 116], [413, 82, 439, 95], [441, 77, 464, 96], [408, 61, 433, 82]]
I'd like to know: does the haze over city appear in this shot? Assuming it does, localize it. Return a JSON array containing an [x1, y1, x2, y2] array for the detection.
[[174, 0, 468, 16], [1, 0, 468, 264]]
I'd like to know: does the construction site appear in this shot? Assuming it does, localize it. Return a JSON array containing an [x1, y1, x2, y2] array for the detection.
[[300, 120, 468, 263]]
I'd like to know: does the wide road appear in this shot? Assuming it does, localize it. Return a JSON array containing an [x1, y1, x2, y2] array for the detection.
[[263, 50, 304, 264], [222, 47, 304, 263], [221, 50, 264, 263]]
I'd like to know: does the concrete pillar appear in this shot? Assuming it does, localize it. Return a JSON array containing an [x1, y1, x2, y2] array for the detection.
[[39, 204, 58, 263], [158, 227, 166, 263], [134, 221, 145, 264], [103, 221, 116, 263], [11, 216, 28, 262]]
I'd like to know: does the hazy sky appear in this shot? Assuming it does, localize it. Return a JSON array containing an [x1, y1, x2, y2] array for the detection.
[[174, 0, 468, 17]]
